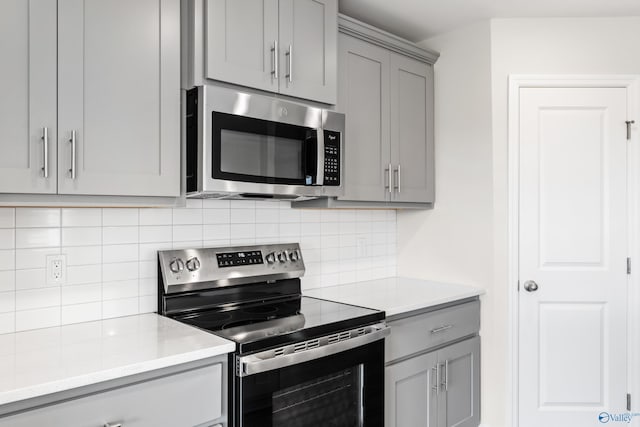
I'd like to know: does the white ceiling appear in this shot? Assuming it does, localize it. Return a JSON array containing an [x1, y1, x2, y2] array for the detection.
[[339, 0, 640, 42]]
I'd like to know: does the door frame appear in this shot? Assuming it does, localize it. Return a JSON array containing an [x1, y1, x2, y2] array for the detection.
[[507, 75, 640, 427]]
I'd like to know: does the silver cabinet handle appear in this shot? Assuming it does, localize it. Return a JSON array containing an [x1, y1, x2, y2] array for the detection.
[[285, 45, 292, 83], [69, 130, 77, 179], [41, 127, 49, 178], [271, 40, 279, 79], [442, 360, 448, 392], [104, 423, 122, 427], [431, 364, 439, 393], [394, 164, 401, 193], [430, 324, 453, 334], [385, 163, 392, 193]]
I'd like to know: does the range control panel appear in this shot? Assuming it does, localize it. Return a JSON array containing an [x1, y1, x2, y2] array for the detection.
[[158, 243, 305, 294], [216, 251, 264, 268], [323, 130, 341, 186]]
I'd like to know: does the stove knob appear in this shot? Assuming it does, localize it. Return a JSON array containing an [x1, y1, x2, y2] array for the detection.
[[289, 250, 300, 262], [266, 252, 276, 264], [186, 257, 201, 272], [169, 258, 184, 273], [277, 252, 288, 263]]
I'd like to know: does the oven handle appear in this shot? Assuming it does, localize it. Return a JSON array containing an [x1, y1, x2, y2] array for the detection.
[[237, 323, 390, 377]]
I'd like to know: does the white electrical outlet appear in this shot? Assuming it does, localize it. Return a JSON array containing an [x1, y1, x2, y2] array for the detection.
[[46, 254, 67, 285]]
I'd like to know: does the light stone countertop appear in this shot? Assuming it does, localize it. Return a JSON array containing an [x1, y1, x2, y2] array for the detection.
[[0, 313, 235, 407], [305, 276, 485, 318]]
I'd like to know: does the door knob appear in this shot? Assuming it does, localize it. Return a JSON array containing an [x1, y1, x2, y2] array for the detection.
[[523, 280, 539, 292]]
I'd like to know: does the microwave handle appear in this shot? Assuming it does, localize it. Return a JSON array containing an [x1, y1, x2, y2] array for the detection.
[[315, 128, 324, 185]]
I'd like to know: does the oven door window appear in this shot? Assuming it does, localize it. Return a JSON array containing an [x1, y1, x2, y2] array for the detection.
[[272, 365, 363, 426], [212, 112, 318, 185], [238, 340, 384, 427]]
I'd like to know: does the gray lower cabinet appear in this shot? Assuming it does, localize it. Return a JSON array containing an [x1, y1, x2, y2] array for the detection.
[[385, 300, 481, 427], [1, 363, 225, 427], [437, 337, 481, 427], [386, 351, 438, 427], [189, 0, 337, 105], [0, 0, 181, 199]]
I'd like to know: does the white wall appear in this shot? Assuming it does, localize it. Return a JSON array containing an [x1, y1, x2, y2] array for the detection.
[[398, 20, 498, 426], [0, 201, 396, 334], [399, 16, 640, 427], [490, 16, 640, 426]]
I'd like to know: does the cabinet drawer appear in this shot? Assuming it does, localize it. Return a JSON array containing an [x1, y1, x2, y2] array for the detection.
[[1, 364, 223, 427], [386, 300, 480, 363]]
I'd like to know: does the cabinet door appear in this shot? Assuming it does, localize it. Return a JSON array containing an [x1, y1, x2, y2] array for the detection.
[[337, 34, 390, 202], [205, 0, 279, 93], [0, 0, 57, 194], [386, 351, 438, 427], [57, 0, 180, 197], [390, 53, 435, 203], [278, 0, 337, 104], [437, 337, 480, 427], [1, 364, 224, 427]]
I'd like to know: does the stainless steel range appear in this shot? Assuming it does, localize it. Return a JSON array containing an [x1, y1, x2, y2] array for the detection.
[[157, 243, 388, 427]]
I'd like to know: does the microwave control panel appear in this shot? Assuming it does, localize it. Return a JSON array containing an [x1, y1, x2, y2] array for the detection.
[[323, 130, 341, 186]]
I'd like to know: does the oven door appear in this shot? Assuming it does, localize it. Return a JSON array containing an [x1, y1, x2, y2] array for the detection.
[[234, 326, 388, 427]]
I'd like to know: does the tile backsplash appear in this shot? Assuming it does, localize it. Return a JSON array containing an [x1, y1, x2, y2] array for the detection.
[[0, 200, 396, 334]]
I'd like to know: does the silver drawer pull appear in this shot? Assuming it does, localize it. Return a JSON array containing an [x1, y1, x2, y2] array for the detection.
[[430, 324, 453, 334], [104, 423, 122, 427]]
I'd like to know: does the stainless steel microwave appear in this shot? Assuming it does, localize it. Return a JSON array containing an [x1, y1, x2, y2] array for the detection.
[[185, 85, 344, 200]]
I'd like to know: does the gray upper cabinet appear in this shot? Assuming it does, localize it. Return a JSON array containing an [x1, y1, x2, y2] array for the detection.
[[0, 0, 57, 194], [57, 0, 180, 197], [187, 0, 338, 104], [278, 0, 338, 104], [0, 0, 181, 202], [205, 0, 279, 93], [337, 34, 390, 202], [390, 53, 435, 203], [292, 15, 438, 209]]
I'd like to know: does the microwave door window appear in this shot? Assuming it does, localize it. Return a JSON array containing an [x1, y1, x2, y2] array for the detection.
[[220, 130, 304, 180], [213, 111, 313, 185]]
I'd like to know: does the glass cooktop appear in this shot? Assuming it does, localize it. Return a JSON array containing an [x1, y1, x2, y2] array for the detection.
[[173, 296, 384, 354]]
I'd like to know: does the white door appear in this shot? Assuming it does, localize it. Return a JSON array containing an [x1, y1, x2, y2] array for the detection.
[[518, 87, 629, 426]]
